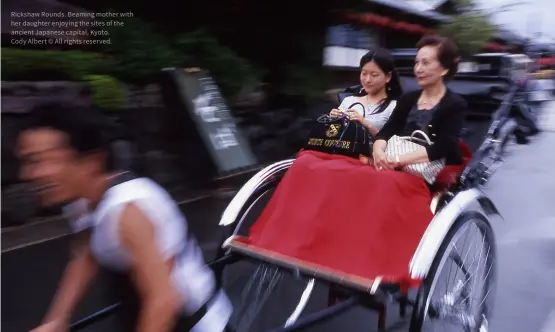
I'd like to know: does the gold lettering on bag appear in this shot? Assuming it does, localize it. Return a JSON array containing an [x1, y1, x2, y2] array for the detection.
[[325, 124, 342, 137], [307, 138, 351, 149], [307, 138, 324, 146], [341, 141, 351, 149]]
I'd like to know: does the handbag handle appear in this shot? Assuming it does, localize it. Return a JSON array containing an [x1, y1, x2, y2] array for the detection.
[[347, 102, 366, 118], [396, 130, 433, 146], [410, 130, 433, 144]]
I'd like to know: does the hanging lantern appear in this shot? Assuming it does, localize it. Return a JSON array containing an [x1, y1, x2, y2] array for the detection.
[[405, 23, 421, 33], [375, 15, 390, 27], [381, 16, 392, 26], [415, 25, 427, 34], [362, 13, 375, 25], [395, 21, 409, 31], [369, 14, 383, 26], [388, 20, 401, 30], [341, 9, 431, 35], [342, 11, 358, 21]]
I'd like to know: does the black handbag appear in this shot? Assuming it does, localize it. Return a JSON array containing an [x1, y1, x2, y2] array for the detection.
[[303, 102, 372, 158]]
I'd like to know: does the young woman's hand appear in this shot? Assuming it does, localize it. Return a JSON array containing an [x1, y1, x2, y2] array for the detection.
[[345, 109, 363, 122], [329, 108, 343, 118]]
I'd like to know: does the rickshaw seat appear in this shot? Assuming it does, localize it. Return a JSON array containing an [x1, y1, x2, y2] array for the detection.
[[433, 139, 473, 193], [337, 85, 364, 104]]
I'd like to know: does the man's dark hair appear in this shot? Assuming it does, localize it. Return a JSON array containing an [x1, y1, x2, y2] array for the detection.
[[416, 35, 460, 80], [23, 100, 111, 156]]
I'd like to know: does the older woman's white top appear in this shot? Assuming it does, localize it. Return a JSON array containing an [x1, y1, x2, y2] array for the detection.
[[338, 96, 397, 131]]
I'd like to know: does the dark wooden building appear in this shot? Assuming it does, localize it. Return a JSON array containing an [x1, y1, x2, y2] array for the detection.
[[323, 0, 449, 88]]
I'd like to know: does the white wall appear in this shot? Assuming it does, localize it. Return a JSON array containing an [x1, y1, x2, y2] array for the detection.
[[323, 46, 371, 68]]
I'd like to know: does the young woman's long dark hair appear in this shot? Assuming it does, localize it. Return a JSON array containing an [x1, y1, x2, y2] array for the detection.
[[357, 49, 403, 114]]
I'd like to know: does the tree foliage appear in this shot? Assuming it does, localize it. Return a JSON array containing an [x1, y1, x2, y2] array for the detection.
[[438, 0, 497, 56], [98, 17, 181, 83], [173, 29, 265, 98], [83, 75, 126, 110], [97, 18, 263, 98]]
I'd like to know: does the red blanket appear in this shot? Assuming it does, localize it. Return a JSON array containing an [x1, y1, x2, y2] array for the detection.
[[248, 150, 434, 286]]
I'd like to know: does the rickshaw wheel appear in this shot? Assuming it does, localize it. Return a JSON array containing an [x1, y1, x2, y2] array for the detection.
[[213, 180, 311, 332], [409, 211, 496, 332]]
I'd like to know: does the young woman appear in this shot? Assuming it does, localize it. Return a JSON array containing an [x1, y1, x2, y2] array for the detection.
[[329, 49, 403, 137]]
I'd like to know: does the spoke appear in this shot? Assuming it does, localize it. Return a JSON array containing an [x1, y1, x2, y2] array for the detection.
[[234, 264, 284, 332], [451, 250, 471, 281], [452, 226, 486, 310], [446, 224, 472, 300], [462, 233, 487, 306], [425, 219, 495, 332], [239, 264, 263, 306], [476, 252, 494, 310], [463, 243, 493, 326]]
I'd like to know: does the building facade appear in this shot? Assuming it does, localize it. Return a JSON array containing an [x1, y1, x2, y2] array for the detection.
[[323, 0, 448, 87]]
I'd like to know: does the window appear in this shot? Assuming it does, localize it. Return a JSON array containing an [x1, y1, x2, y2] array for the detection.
[[325, 25, 378, 49], [323, 25, 380, 68]]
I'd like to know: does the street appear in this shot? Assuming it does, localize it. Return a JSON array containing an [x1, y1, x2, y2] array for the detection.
[[485, 100, 555, 332], [2, 100, 555, 332]]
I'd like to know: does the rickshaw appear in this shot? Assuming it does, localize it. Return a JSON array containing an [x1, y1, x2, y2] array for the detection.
[[207, 76, 515, 331], [69, 75, 513, 332]]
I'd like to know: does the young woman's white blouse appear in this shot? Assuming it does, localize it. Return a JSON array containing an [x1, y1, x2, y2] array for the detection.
[[338, 96, 397, 131]]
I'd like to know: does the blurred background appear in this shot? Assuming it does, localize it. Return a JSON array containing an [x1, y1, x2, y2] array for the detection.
[[1, 0, 554, 331], [2, 0, 554, 226]]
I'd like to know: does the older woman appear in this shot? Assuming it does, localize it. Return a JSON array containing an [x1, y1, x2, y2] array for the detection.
[[373, 35, 467, 171]]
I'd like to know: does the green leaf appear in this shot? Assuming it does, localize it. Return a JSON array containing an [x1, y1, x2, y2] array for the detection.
[[438, 0, 498, 56], [83, 75, 126, 110]]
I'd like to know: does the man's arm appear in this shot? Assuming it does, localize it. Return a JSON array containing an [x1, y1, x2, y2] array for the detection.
[[118, 203, 181, 332], [42, 232, 98, 325]]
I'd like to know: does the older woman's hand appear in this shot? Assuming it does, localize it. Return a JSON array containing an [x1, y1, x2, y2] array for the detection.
[[329, 108, 343, 118], [386, 155, 402, 169], [373, 149, 393, 171]]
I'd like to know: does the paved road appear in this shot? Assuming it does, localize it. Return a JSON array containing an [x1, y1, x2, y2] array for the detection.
[[486, 100, 555, 332], [2, 100, 555, 332]]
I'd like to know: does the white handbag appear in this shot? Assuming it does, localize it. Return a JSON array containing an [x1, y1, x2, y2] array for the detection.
[[385, 130, 445, 184]]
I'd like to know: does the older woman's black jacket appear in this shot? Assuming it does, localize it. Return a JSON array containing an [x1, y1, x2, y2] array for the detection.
[[375, 89, 468, 165]]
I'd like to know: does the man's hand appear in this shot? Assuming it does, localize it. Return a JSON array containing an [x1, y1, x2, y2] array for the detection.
[[329, 108, 343, 118], [30, 320, 66, 332]]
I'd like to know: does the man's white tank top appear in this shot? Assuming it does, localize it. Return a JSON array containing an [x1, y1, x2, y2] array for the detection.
[[64, 177, 232, 332]]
